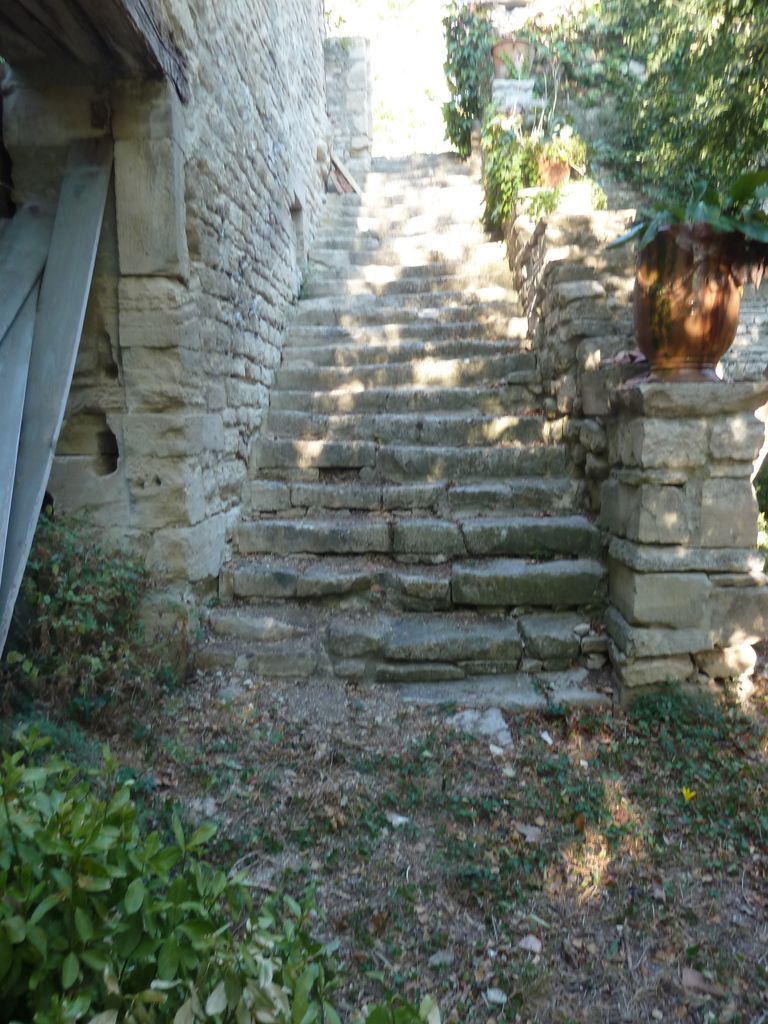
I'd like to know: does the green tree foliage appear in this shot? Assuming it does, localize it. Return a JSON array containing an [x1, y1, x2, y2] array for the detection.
[[599, 0, 768, 197], [480, 112, 541, 233], [442, 1, 493, 156]]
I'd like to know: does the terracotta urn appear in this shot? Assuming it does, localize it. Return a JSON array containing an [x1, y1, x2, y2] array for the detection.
[[633, 224, 743, 380], [492, 37, 533, 79], [537, 156, 571, 189]]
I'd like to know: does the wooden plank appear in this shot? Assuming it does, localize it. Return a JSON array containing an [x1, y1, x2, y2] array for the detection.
[[73, 0, 190, 100], [0, 139, 113, 654], [0, 286, 39, 591], [0, 0, 188, 102], [0, 11, 48, 62], [0, 208, 53, 343], [0, 2, 75, 65], [15, 0, 110, 66]]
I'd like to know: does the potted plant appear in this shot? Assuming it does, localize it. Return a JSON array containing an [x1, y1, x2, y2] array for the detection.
[[610, 173, 768, 380], [537, 123, 587, 188], [492, 34, 534, 80]]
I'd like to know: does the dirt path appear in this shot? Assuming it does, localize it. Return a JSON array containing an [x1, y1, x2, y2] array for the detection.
[[110, 668, 768, 1023]]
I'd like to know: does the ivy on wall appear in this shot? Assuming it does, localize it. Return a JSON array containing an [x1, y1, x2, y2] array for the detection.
[[442, 1, 493, 157]]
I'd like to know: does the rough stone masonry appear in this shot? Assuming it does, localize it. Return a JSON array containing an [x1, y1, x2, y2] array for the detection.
[[1, 0, 332, 598]]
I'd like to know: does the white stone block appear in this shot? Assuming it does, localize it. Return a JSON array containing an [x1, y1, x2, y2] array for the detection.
[[115, 138, 189, 278], [617, 655, 694, 689], [609, 417, 708, 469], [695, 644, 757, 679], [609, 560, 711, 629], [146, 514, 228, 582], [700, 478, 757, 548]]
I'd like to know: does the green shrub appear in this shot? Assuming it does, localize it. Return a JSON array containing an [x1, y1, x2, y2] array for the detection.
[[0, 733, 439, 1024], [442, 1, 493, 157], [480, 110, 540, 233], [1, 515, 169, 715], [595, 0, 768, 199]]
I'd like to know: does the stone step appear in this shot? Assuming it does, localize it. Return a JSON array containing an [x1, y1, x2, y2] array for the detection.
[[308, 255, 507, 284], [370, 151, 471, 167], [280, 337, 527, 368], [220, 555, 605, 612], [452, 558, 605, 608], [327, 184, 482, 209], [327, 611, 524, 678], [268, 385, 539, 415], [292, 297, 521, 329], [296, 289, 519, 319], [396, 673, 610, 711], [264, 411, 556, 446], [301, 268, 513, 300], [273, 355, 536, 391], [294, 296, 524, 327], [309, 241, 504, 269], [366, 163, 475, 182], [309, 224, 490, 252], [236, 514, 602, 561], [250, 439, 569, 480], [316, 208, 487, 231], [316, 213, 480, 238], [196, 637, 319, 678], [285, 319, 523, 346], [244, 477, 585, 517], [195, 601, 609, 697]]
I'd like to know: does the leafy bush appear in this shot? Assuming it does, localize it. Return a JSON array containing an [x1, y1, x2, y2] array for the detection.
[[480, 110, 541, 233], [442, 1, 493, 157], [0, 733, 439, 1024], [539, 123, 587, 171], [1, 514, 168, 715], [595, 0, 768, 198]]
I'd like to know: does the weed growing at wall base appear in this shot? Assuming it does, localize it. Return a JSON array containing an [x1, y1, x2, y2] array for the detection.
[[1, 514, 172, 718]]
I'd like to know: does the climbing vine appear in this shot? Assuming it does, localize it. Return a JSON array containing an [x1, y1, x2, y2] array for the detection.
[[442, 1, 493, 157]]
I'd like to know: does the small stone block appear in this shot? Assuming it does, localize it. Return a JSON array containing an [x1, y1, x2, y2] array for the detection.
[[700, 478, 757, 548], [393, 519, 465, 559], [609, 560, 711, 629], [519, 612, 583, 661], [709, 413, 765, 462], [246, 481, 291, 512], [695, 644, 757, 679], [617, 655, 694, 689]]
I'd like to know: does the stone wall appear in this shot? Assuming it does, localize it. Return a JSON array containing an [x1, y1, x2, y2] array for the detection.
[[505, 190, 642, 511], [3, 0, 331, 590], [505, 187, 768, 699], [722, 284, 768, 381], [602, 382, 768, 698], [324, 37, 373, 178]]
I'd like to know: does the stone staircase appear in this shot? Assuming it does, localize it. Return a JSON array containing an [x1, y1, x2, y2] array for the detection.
[[197, 153, 611, 709]]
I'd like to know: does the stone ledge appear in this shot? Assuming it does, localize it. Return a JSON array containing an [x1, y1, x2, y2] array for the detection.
[[608, 538, 763, 574], [611, 381, 768, 418]]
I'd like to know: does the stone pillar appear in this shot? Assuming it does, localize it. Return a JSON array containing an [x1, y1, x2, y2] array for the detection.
[[601, 381, 768, 700], [324, 37, 372, 179]]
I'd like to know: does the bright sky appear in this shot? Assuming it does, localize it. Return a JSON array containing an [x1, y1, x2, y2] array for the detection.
[[327, 0, 450, 156]]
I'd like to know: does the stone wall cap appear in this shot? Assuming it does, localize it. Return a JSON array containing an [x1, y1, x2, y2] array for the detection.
[[608, 538, 764, 574], [611, 380, 768, 417]]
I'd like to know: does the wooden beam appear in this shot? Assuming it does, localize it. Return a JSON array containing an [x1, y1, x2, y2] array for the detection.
[[0, 208, 53, 342], [73, 0, 190, 101], [15, 0, 111, 67], [0, 286, 39, 594], [0, 9, 56, 63], [0, 139, 113, 654], [0, 0, 189, 103]]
